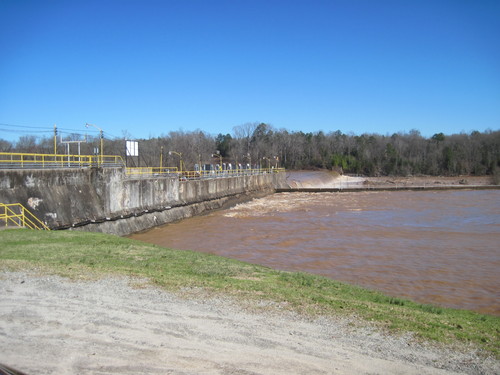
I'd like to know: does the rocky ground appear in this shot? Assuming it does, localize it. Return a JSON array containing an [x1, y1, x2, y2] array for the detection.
[[1, 271, 498, 375]]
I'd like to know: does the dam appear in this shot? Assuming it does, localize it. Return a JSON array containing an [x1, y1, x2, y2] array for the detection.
[[0, 164, 286, 236]]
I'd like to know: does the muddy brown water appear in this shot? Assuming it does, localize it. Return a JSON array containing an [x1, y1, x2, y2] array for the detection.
[[130, 188, 500, 315]]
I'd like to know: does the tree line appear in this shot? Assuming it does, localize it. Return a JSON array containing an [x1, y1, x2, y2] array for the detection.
[[1, 123, 499, 177]]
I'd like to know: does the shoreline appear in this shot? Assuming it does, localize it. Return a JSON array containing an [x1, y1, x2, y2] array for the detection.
[[362, 175, 496, 188], [285, 172, 497, 191]]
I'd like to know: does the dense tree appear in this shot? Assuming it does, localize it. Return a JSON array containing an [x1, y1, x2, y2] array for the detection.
[[1, 127, 499, 177]]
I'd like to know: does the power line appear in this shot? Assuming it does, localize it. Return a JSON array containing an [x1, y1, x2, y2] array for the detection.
[[0, 122, 100, 134], [0, 127, 51, 134], [0, 122, 123, 140], [58, 127, 90, 133], [103, 131, 121, 139], [0, 122, 53, 131]]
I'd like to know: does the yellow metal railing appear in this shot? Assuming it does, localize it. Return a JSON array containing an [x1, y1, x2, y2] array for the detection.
[[0, 203, 50, 230], [126, 167, 179, 176], [0, 152, 124, 169], [0, 152, 286, 178], [126, 167, 285, 179]]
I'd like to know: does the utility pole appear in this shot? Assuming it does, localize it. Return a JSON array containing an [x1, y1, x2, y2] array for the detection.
[[53, 124, 57, 154]]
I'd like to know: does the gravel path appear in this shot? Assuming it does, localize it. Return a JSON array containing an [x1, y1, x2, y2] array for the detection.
[[0, 271, 498, 375]]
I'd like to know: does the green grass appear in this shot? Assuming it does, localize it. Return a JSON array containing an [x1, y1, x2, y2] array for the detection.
[[1, 229, 499, 357]]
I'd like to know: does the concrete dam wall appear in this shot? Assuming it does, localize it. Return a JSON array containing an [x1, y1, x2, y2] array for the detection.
[[0, 168, 286, 236]]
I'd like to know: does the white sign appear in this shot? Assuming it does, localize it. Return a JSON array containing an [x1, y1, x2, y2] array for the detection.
[[126, 140, 138, 157]]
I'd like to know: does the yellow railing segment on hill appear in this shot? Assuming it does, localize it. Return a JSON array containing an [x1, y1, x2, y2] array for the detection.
[[0, 152, 124, 169], [0, 203, 50, 230]]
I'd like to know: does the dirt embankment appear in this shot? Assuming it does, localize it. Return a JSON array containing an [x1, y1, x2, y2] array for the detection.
[[286, 171, 496, 190], [363, 175, 495, 188], [1, 272, 498, 375]]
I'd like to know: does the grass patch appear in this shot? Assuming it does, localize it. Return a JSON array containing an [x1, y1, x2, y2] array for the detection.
[[1, 229, 499, 357]]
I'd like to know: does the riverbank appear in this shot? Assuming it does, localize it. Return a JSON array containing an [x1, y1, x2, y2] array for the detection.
[[1, 230, 499, 374], [285, 171, 496, 190], [363, 175, 495, 188]]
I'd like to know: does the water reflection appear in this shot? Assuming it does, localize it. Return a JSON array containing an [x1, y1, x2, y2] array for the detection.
[[130, 190, 500, 315]]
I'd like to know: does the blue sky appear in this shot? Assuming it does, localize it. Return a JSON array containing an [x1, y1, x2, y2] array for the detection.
[[1, 0, 499, 142]]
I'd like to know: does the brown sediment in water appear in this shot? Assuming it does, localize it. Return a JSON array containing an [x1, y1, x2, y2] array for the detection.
[[130, 172, 500, 315]]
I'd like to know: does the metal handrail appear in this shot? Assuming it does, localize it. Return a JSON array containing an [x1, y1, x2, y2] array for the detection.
[[0, 153, 286, 177], [0, 152, 124, 169], [135, 167, 286, 180], [126, 167, 286, 179], [125, 167, 179, 176], [0, 203, 50, 230]]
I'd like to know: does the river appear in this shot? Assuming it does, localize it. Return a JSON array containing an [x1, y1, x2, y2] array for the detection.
[[130, 183, 500, 315]]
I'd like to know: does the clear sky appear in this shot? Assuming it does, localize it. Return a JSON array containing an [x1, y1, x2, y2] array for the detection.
[[1, 0, 499, 142]]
